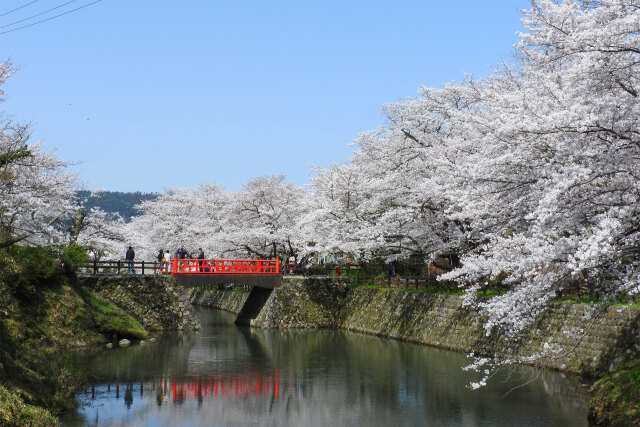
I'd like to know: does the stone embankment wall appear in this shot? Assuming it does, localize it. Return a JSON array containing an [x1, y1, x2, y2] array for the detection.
[[79, 276, 200, 331], [340, 288, 640, 375], [189, 287, 249, 313], [253, 277, 350, 328], [190, 277, 640, 375]]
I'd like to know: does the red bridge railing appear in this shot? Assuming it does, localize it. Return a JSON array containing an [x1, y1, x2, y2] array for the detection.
[[171, 259, 280, 275]]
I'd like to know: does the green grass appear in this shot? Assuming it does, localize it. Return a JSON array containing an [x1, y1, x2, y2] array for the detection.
[[354, 280, 509, 297], [476, 289, 508, 298], [590, 357, 640, 425], [0, 384, 59, 427], [0, 284, 147, 425], [554, 294, 640, 308], [355, 280, 640, 305], [77, 288, 147, 340]]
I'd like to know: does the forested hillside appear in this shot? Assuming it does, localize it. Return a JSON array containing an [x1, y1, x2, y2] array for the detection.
[[77, 190, 157, 222]]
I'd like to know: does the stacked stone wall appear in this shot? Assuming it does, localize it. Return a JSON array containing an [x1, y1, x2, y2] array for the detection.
[[188, 288, 249, 313], [253, 277, 350, 328], [342, 288, 640, 374], [79, 276, 200, 331]]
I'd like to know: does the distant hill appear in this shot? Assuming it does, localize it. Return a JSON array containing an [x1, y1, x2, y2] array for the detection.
[[78, 190, 157, 222]]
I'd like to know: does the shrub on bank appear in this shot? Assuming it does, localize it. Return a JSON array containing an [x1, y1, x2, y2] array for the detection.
[[0, 245, 87, 300]]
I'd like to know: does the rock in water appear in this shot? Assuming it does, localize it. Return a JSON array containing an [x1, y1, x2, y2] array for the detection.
[[119, 339, 131, 347]]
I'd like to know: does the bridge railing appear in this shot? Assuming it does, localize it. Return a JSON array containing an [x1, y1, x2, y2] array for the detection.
[[171, 259, 280, 275], [79, 260, 164, 275]]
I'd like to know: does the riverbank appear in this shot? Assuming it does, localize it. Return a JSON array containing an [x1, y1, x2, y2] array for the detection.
[[190, 277, 640, 374], [189, 276, 640, 425], [0, 281, 145, 426], [0, 247, 200, 426], [589, 358, 640, 426]]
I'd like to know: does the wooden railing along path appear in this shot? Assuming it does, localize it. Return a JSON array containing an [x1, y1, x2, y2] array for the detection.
[[80, 260, 165, 275]]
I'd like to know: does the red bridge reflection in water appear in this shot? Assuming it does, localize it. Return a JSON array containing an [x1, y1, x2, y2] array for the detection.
[[158, 370, 279, 403]]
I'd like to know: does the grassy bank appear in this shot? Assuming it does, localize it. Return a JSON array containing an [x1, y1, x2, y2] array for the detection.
[[0, 245, 146, 426], [590, 357, 640, 426]]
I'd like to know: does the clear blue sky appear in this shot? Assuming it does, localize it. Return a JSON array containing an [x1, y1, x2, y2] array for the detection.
[[0, 0, 530, 193]]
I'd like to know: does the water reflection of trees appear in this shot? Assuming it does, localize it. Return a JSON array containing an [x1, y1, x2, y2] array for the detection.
[[72, 308, 589, 426], [253, 328, 588, 425]]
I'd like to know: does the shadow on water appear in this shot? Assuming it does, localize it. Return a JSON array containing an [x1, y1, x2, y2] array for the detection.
[[63, 307, 592, 426]]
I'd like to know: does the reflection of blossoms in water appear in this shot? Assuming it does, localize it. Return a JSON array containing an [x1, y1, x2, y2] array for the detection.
[[66, 309, 591, 426]]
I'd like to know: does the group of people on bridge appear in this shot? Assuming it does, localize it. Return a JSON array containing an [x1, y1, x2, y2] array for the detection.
[[124, 245, 296, 275], [153, 247, 206, 274], [123, 246, 206, 274]]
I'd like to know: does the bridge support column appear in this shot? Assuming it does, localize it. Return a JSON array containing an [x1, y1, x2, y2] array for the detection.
[[235, 286, 273, 326]]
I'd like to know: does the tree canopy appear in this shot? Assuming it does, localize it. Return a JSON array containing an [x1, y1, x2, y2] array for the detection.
[[3, 0, 639, 381]]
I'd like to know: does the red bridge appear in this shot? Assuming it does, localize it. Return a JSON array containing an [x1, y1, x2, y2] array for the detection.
[[171, 258, 282, 290], [170, 258, 281, 326], [80, 258, 283, 326], [171, 258, 280, 275]]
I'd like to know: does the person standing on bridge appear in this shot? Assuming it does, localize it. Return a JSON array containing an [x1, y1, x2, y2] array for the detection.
[[164, 250, 171, 274], [288, 256, 295, 275], [125, 246, 135, 274], [175, 247, 187, 273], [156, 249, 164, 274], [197, 248, 205, 272]]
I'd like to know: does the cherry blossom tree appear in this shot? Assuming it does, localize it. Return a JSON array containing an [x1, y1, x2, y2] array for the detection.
[[119, 177, 308, 261], [223, 175, 308, 259], [62, 190, 127, 260], [439, 0, 640, 342], [125, 184, 230, 260], [0, 60, 77, 249], [307, 0, 640, 358], [303, 162, 371, 256], [306, 84, 476, 262]]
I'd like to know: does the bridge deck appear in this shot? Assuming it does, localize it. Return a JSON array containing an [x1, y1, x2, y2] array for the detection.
[[173, 273, 281, 289]]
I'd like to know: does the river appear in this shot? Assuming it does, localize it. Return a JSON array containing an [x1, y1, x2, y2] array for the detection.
[[63, 307, 591, 426]]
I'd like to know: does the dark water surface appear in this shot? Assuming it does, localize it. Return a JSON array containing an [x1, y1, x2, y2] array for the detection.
[[63, 307, 590, 426]]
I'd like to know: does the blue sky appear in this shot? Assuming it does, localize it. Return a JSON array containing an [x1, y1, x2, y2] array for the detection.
[[0, 0, 530, 192]]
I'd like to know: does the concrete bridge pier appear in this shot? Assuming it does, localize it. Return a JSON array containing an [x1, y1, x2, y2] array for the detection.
[[235, 287, 273, 326]]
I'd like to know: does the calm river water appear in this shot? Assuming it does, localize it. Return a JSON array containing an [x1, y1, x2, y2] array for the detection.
[[63, 307, 591, 426]]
